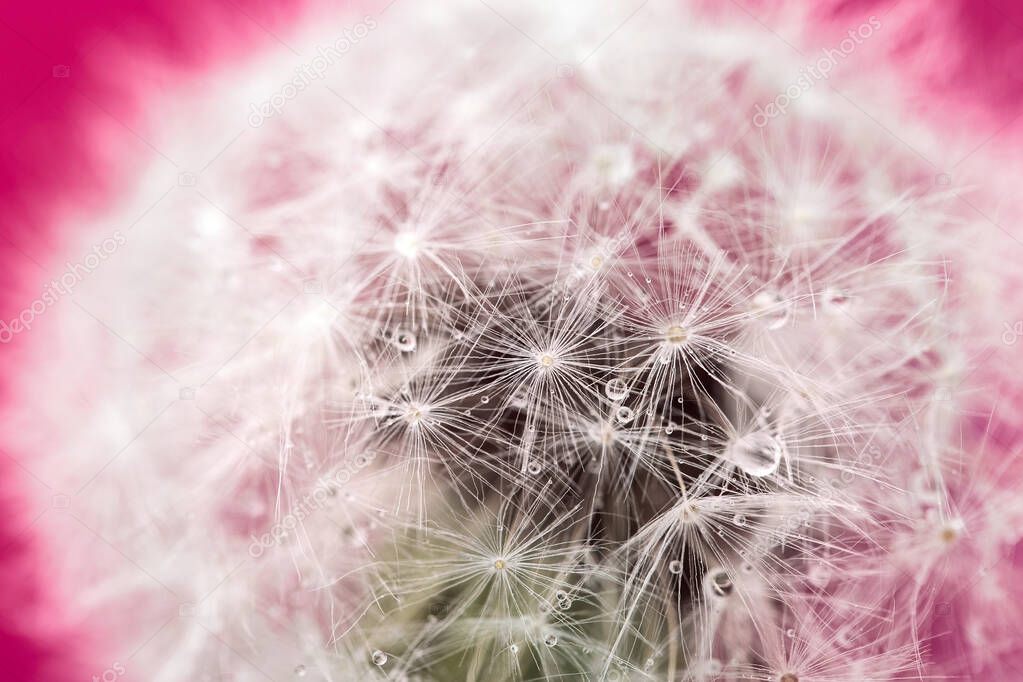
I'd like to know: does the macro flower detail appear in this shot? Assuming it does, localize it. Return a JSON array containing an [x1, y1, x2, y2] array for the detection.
[[2, 1, 1022, 681]]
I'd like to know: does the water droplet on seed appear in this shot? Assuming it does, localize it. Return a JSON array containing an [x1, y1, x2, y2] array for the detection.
[[705, 569, 733, 597], [372, 650, 388, 666], [727, 430, 783, 477], [615, 406, 635, 424], [605, 378, 629, 401], [668, 559, 682, 574], [544, 633, 558, 647], [392, 329, 417, 352]]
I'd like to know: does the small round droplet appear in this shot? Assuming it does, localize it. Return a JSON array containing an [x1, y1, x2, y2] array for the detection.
[[644, 658, 655, 671], [392, 329, 417, 352], [527, 462, 542, 475], [294, 664, 307, 677], [664, 422, 677, 435], [544, 633, 558, 647], [480, 395, 490, 404], [509, 643, 520, 654], [733, 513, 747, 527], [668, 559, 682, 574], [372, 650, 388, 666], [705, 569, 733, 597], [785, 628, 796, 639], [727, 431, 783, 477], [605, 378, 629, 401], [615, 406, 635, 424]]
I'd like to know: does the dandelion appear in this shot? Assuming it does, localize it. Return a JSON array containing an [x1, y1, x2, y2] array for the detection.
[[6, 1, 1021, 681]]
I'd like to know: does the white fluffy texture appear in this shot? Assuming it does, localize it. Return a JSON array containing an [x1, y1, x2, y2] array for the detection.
[[6, 1, 1023, 681]]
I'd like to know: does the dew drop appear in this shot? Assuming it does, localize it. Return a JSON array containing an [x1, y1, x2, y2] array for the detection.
[[733, 513, 747, 527], [665, 422, 677, 435], [480, 395, 490, 405], [605, 378, 629, 401], [705, 569, 733, 597], [392, 329, 417, 352], [644, 276, 652, 284], [372, 650, 388, 666], [786, 628, 796, 639], [294, 664, 307, 677], [644, 658, 655, 671], [527, 462, 542, 475], [668, 559, 682, 574], [509, 644, 519, 654], [615, 406, 635, 424], [727, 431, 783, 477], [544, 633, 558, 647]]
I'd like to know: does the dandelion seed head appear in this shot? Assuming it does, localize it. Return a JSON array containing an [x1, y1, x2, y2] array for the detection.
[[7, 1, 1020, 680]]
